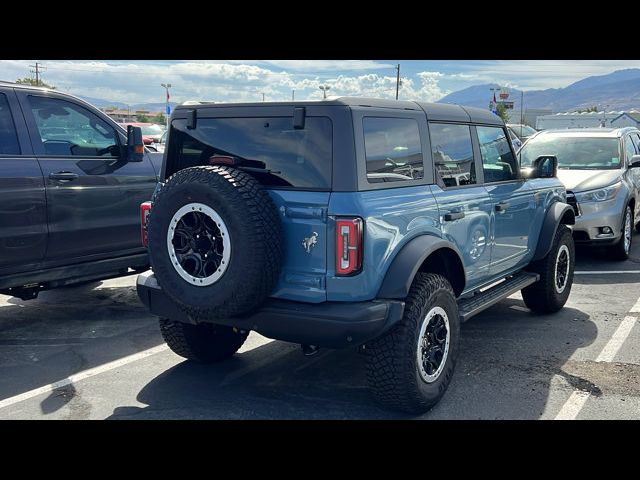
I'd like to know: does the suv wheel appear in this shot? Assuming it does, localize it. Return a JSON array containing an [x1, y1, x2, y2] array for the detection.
[[610, 205, 633, 260], [522, 224, 575, 313], [147, 166, 283, 319], [366, 273, 459, 414], [159, 318, 248, 363]]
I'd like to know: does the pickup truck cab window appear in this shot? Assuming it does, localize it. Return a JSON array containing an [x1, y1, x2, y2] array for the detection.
[[28, 96, 119, 157], [0, 93, 20, 155]]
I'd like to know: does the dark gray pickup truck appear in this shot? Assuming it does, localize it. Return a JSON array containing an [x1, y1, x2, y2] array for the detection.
[[0, 82, 161, 299]]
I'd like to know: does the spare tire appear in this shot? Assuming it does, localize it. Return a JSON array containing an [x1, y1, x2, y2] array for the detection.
[[147, 165, 283, 319]]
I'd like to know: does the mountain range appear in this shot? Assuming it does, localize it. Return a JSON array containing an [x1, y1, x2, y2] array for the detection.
[[438, 69, 640, 112], [75, 68, 640, 114]]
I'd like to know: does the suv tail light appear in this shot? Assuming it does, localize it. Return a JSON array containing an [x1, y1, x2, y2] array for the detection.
[[140, 201, 152, 247], [335, 217, 363, 276]]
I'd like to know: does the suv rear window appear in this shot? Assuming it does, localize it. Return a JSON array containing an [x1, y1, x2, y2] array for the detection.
[[363, 117, 423, 183], [171, 117, 332, 189]]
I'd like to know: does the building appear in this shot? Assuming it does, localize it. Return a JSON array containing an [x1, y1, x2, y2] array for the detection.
[[535, 111, 640, 130], [101, 107, 164, 123]]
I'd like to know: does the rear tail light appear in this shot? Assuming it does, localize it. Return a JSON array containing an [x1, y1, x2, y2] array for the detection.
[[140, 201, 152, 247], [335, 217, 363, 276]]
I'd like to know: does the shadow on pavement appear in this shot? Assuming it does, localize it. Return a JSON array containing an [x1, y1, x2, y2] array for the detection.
[[0, 277, 163, 409], [109, 297, 597, 420]]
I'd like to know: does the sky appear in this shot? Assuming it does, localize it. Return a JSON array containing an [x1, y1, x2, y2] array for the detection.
[[2, 60, 640, 106]]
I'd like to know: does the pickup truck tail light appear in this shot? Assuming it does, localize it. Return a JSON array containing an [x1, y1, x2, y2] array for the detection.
[[140, 201, 152, 247], [335, 217, 363, 276]]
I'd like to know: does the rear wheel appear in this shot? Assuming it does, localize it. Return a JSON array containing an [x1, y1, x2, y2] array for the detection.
[[522, 224, 574, 313], [366, 273, 459, 414], [159, 318, 248, 363]]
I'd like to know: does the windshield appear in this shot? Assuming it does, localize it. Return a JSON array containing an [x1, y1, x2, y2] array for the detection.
[[519, 136, 621, 170], [508, 124, 537, 137], [141, 124, 165, 136]]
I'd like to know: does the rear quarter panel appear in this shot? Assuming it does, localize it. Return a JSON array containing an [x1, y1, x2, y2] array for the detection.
[[326, 186, 440, 302]]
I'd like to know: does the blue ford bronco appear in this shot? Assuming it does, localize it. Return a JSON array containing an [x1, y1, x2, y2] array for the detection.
[[137, 97, 576, 413]]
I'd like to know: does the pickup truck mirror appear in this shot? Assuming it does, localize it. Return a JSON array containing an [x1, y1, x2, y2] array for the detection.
[[525, 155, 557, 179], [630, 154, 640, 169], [127, 125, 144, 162]]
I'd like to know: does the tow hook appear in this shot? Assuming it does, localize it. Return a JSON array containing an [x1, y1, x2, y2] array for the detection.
[[301, 344, 320, 356]]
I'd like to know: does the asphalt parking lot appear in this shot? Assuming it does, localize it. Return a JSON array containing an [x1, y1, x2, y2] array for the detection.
[[1, 243, 639, 420]]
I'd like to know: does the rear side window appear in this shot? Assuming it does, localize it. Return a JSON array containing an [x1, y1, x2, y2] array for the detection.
[[0, 93, 20, 155], [477, 126, 518, 183], [429, 123, 475, 187], [363, 117, 423, 183], [171, 117, 332, 189]]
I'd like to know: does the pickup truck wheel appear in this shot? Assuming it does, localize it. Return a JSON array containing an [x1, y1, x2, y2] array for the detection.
[[522, 224, 574, 314], [147, 166, 283, 319], [159, 318, 248, 363], [609, 205, 633, 261], [366, 273, 459, 414]]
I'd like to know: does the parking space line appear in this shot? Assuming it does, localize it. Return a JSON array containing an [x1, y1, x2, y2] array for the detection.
[[574, 270, 640, 275], [554, 315, 638, 420], [630, 297, 640, 313], [0, 344, 169, 410]]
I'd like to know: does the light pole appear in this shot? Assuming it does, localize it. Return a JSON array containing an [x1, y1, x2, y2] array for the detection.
[[319, 85, 330, 99], [161, 83, 172, 130]]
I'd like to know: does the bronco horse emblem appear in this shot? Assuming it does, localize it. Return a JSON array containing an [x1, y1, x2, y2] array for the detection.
[[302, 232, 319, 253]]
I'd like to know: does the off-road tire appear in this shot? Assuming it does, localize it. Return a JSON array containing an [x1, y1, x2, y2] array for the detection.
[[366, 273, 460, 414], [159, 318, 248, 363], [147, 166, 283, 319], [522, 224, 574, 313]]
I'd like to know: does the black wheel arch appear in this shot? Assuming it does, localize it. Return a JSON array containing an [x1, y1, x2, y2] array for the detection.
[[532, 202, 575, 262], [377, 235, 466, 299]]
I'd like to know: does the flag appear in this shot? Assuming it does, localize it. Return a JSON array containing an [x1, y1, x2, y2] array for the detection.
[[167, 90, 170, 102], [166, 104, 171, 115]]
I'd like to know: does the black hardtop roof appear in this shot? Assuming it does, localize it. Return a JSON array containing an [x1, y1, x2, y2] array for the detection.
[[174, 96, 504, 125]]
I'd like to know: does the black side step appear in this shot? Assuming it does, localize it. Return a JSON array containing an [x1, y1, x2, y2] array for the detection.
[[458, 272, 539, 322]]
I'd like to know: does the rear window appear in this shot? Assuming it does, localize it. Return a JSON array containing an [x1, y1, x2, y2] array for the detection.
[[171, 117, 332, 189]]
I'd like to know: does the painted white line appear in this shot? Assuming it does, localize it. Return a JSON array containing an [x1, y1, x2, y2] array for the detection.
[[574, 270, 640, 275], [509, 305, 529, 312], [554, 315, 638, 420], [595, 316, 638, 363], [0, 344, 169, 410], [630, 297, 640, 313], [554, 391, 591, 420]]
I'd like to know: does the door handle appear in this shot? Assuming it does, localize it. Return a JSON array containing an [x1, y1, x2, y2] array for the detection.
[[49, 172, 79, 181], [444, 212, 465, 221], [495, 202, 510, 212]]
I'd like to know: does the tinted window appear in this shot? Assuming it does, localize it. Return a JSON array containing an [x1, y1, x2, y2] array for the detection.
[[0, 93, 20, 155], [625, 135, 637, 162], [28, 96, 119, 157], [477, 126, 518, 183], [429, 123, 475, 187], [363, 117, 423, 183], [519, 135, 621, 170], [172, 117, 332, 189], [631, 133, 640, 155]]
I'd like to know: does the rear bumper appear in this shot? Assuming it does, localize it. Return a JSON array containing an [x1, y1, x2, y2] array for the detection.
[[137, 272, 405, 348]]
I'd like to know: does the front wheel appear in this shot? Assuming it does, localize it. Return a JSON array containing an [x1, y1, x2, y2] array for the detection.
[[609, 205, 633, 260], [366, 273, 460, 414], [159, 319, 248, 363], [522, 224, 575, 313]]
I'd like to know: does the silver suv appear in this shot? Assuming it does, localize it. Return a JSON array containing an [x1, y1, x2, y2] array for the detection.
[[519, 127, 640, 259]]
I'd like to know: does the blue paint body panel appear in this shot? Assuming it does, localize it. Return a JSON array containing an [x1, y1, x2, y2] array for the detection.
[[266, 177, 566, 303]]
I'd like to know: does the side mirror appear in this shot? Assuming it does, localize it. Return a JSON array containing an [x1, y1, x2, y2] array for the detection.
[[530, 155, 557, 179], [127, 125, 144, 162], [630, 154, 640, 169]]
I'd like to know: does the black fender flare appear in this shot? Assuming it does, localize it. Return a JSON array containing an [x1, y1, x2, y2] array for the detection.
[[532, 201, 575, 261], [377, 235, 466, 299]]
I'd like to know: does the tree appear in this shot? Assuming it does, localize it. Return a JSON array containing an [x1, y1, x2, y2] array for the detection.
[[496, 102, 511, 123], [577, 106, 598, 113], [136, 113, 149, 123], [15, 77, 56, 89], [151, 113, 165, 124]]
